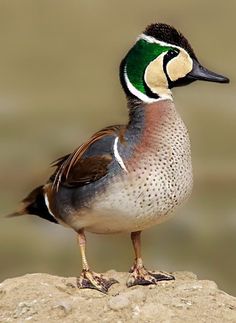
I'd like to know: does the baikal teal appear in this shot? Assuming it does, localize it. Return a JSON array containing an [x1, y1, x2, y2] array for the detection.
[[8, 23, 229, 294]]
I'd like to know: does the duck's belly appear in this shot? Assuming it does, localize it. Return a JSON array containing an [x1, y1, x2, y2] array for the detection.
[[78, 149, 193, 234], [67, 102, 193, 234]]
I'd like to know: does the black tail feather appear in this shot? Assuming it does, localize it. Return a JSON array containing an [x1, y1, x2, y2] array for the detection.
[[7, 185, 58, 224]]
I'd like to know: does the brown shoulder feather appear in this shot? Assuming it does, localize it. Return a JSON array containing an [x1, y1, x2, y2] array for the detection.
[[52, 125, 126, 190]]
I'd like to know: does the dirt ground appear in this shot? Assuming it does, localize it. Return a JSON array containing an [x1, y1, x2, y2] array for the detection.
[[0, 271, 235, 322]]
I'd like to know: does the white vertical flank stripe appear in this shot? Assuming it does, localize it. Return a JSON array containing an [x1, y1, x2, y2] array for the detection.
[[113, 137, 128, 172]]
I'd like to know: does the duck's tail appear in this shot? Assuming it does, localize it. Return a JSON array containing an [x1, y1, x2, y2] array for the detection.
[[6, 185, 58, 224]]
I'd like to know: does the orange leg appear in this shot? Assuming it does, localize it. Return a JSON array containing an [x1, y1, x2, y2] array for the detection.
[[76, 229, 118, 293], [127, 231, 175, 287], [131, 231, 143, 268], [77, 230, 89, 270]]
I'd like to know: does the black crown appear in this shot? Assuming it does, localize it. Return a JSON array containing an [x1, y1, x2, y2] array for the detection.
[[144, 23, 197, 60]]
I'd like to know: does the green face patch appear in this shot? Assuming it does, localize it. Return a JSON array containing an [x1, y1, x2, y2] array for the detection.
[[125, 39, 172, 94]]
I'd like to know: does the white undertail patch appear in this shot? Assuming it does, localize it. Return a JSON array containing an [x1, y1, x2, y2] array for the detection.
[[113, 137, 128, 172]]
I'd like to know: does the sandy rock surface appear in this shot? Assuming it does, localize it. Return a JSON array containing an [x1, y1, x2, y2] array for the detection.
[[0, 271, 235, 322]]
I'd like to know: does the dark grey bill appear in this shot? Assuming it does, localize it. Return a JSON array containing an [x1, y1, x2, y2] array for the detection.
[[187, 59, 230, 83]]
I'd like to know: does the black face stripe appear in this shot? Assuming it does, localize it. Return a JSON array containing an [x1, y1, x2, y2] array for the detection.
[[163, 50, 196, 88], [163, 49, 180, 87], [142, 50, 180, 98], [142, 50, 180, 99], [143, 72, 160, 99]]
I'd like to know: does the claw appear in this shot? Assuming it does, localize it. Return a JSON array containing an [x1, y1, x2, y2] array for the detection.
[[149, 271, 175, 281], [77, 269, 118, 293], [127, 265, 175, 287]]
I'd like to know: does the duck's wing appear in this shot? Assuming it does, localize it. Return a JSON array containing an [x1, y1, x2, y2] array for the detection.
[[51, 125, 126, 190]]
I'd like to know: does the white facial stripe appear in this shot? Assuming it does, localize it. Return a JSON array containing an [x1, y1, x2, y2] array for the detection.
[[44, 193, 57, 220], [124, 67, 173, 103], [113, 137, 128, 172], [138, 33, 183, 51], [124, 70, 158, 103]]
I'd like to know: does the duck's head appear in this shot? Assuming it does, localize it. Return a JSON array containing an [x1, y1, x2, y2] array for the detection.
[[120, 23, 229, 103]]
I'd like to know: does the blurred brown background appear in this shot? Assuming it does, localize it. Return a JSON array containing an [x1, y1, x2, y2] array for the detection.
[[0, 1, 235, 295]]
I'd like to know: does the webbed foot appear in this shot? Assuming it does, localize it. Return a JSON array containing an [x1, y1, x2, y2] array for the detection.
[[127, 264, 174, 287], [77, 269, 118, 293]]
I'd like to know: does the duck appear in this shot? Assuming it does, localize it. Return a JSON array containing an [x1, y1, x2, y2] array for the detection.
[[9, 23, 229, 293]]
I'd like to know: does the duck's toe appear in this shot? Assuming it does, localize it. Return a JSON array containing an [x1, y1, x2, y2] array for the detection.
[[149, 270, 175, 282], [127, 265, 174, 287], [77, 269, 118, 293]]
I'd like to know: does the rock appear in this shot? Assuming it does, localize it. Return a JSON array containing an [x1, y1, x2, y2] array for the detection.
[[108, 294, 130, 310], [0, 271, 235, 322]]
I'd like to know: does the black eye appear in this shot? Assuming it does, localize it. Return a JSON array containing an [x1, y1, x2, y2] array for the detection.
[[166, 49, 179, 58]]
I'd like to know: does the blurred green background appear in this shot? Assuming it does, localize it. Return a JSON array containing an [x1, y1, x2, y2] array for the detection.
[[0, 1, 236, 295]]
